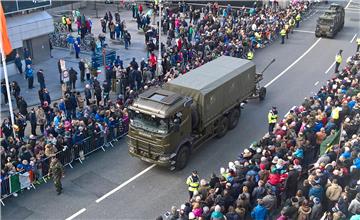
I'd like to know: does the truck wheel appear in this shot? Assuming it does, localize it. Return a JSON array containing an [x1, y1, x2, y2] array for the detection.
[[228, 108, 241, 130], [176, 145, 190, 170], [259, 87, 266, 101], [215, 117, 229, 138]]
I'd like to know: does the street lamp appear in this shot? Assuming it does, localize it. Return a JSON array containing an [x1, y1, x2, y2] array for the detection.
[[156, 0, 162, 77]]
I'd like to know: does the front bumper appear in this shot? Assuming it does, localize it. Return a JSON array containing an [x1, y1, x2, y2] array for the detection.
[[128, 150, 172, 167]]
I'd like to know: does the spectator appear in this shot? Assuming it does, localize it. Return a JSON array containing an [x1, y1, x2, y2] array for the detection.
[[69, 67, 78, 90], [37, 69, 46, 89]]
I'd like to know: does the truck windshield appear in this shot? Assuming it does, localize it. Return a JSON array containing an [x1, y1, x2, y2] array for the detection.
[[318, 19, 333, 25], [129, 110, 169, 134]]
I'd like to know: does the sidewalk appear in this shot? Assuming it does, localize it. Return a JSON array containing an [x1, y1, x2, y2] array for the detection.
[[1, 3, 151, 115]]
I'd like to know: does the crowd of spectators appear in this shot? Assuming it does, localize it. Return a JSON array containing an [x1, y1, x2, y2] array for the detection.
[[0, 78, 130, 184], [141, 1, 308, 81], [164, 52, 360, 219]]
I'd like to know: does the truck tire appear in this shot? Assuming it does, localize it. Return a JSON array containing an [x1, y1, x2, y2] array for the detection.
[[228, 108, 241, 130], [215, 117, 229, 138], [259, 87, 266, 101], [176, 145, 190, 170]]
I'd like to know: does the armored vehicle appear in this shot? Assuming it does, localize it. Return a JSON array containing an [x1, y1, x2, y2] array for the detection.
[[315, 3, 345, 38]]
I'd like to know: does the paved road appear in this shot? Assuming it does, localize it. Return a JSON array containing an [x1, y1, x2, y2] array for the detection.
[[2, 1, 360, 220]]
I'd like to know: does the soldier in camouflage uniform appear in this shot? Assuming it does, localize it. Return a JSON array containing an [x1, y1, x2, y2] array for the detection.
[[49, 158, 64, 195]]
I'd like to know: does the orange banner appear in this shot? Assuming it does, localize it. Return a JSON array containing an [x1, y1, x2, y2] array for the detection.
[[0, 3, 13, 55]]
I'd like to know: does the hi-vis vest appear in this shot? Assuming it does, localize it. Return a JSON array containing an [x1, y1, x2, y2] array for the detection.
[[247, 51, 254, 60], [331, 107, 340, 120], [356, 38, 360, 45], [296, 14, 301, 21], [280, 29, 286, 36], [186, 175, 199, 192], [268, 112, 278, 124], [61, 16, 66, 25], [289, 18, 295, 26], [335, 54, 342, 64]]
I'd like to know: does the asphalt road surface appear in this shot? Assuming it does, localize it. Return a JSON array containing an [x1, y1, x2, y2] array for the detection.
[[2, 1, 360, 220]]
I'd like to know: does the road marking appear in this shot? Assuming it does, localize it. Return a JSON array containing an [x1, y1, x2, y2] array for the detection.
[[95, 164, 156, 203], [65, 208, 86, 220], [345, 0, 352, 9], [284, 106, 297, 117], [325, 61, 336, 74], [350, 33, 358, 43], [314, 81, 319, 86], [293, 30, 315, 34], [264, 38, 322, 88]]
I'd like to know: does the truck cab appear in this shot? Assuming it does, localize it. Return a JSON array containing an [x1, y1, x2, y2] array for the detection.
[[128, 89, 193, 169]]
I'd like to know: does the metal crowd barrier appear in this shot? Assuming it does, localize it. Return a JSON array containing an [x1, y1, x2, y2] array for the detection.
[[0, 119, 128, 206]]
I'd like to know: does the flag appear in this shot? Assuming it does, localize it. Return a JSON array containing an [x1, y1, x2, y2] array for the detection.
[[19, 172, 31, 189], [319, 130, 341, 156], [0, 3, 13, 55], [9, 173, 21, 194]]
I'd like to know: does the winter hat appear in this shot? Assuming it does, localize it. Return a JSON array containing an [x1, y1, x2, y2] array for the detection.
[[293, 159, 300, 165], [272, 156, 279, 164], [203, 206, 209, 214], [256, 148, 262, 154], [259, 163, 266, 170], [243, 149, 252, 158], [188, 212, 195, 219], [215, 205, 221, 212]]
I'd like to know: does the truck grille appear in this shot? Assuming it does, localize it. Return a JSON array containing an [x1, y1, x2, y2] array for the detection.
[[129, 136, 163, 155]]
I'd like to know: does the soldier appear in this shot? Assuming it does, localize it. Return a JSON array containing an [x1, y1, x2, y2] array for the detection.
[[49, 157, 64, 195]]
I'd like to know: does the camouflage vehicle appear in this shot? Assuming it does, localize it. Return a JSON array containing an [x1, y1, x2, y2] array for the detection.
[[128, 56, 273, 170], [315, 3, 345, 38]]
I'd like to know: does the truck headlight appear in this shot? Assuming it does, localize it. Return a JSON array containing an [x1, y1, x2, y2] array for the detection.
[[129, 146, 135, 152], [159, 155, 171, 161]]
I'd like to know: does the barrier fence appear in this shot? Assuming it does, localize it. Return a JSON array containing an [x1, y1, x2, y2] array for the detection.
[[0, 119, 128, 206]]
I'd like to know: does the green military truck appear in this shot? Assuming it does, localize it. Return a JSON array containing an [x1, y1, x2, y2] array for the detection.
[[315, 3, 345, 38], [128, 56, 270, 170]]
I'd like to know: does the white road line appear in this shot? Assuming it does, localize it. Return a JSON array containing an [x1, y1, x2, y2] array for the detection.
[[350, 33, 358, 43], [325, 61, 336, 74], [314, 81, 319, 86], [95, 164, 156, 203], [345, 0, 352, 9], [293, 30, 315, 34], [284, 106, 297, 117], [264, 38, 322, 88], [65, 208, 86, 220]]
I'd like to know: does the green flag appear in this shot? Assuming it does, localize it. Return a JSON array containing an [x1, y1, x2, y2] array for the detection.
[[9, 173, 21, 194], [319, 130, 341, 156]]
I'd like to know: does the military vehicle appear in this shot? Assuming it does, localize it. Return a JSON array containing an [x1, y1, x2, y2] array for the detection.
[[128, 56, 274, 170], [315, 3, 345, 38]]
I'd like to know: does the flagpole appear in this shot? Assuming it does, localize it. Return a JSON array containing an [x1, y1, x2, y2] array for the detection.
[[0, 43, 17, 137]]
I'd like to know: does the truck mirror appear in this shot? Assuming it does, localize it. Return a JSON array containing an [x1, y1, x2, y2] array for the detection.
[[173, 118, 180, 131]]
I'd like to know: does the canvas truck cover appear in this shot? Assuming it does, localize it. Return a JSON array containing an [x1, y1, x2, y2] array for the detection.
[[164, 56, 256, 126]]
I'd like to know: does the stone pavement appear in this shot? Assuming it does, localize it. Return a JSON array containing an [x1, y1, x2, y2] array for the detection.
[[1, 2, 152, 116]]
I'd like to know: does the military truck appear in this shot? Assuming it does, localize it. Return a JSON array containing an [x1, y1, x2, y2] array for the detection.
[[315, 3, 345, 38], [128, 56, 273, 170]]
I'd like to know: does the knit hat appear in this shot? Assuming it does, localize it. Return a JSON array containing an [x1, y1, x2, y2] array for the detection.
[[188, 212, 195, 220], [215, 205, 221, 212]]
